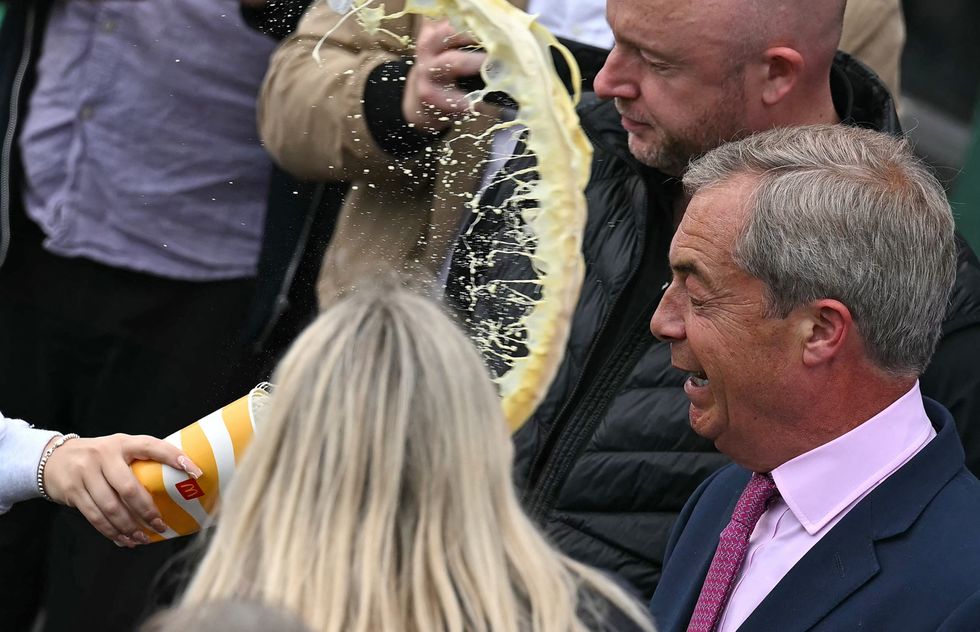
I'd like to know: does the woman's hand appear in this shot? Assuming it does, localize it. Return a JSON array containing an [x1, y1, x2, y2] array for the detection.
[[42, 434, 202, 548]]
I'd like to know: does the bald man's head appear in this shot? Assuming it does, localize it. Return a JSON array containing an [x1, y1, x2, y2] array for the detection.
[[595, 0, 844, 172], [731, 0, 845, 74]]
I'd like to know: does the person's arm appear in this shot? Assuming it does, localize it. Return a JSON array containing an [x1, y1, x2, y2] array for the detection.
[[0, 416, 202, 548], [258, 2, 487, 181], [0, 417, 58, 514], [258, 0, 417, 182]]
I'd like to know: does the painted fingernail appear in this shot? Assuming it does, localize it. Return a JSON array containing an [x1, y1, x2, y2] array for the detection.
[[151, 519, 167, 534], [177, 456, 203, 479], [132, 531, 150, 545], [114, 540, 125, 548]]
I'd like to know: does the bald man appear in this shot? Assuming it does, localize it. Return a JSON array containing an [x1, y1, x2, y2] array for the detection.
[[446, 0, 980, 599]]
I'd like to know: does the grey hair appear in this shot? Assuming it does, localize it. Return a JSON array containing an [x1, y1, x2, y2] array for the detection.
[[684, 124, 956, 376]]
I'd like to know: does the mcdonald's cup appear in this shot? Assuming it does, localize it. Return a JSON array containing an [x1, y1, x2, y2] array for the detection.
[[131, 384, 271, 542]]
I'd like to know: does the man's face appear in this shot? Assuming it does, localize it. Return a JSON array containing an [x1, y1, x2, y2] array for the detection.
[[650, 177, 802, 465], [593, 0, 756, 175]]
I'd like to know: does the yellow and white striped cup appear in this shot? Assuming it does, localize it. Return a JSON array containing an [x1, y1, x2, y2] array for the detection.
[[131, 383, 271, 542]]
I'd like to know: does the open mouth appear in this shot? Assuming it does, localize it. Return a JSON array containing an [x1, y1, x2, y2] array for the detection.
[[688, 370, 709, 387]]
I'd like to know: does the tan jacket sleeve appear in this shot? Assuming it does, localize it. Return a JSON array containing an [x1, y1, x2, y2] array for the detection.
[[839, 0, 906, 97], [257, 0, 416, 181]]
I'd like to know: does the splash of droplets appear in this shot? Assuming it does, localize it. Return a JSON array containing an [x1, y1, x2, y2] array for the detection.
[[315, 0, 410, 65], [314, 0, 591, 429]]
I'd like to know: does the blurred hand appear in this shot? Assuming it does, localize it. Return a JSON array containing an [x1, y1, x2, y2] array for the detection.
[[42, 434, 202, 548], [403, 19, 486, 133]]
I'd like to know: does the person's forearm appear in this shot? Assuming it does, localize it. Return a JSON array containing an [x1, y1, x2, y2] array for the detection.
[[258, 1, 414, 181], [0, 417, 58, 513], [363, 60, 448, 158]]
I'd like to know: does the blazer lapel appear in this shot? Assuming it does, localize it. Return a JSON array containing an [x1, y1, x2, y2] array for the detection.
[[738, 501, 880, 631]]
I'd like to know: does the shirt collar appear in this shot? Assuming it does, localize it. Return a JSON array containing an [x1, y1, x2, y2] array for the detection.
[[771, 382, 935, 535]]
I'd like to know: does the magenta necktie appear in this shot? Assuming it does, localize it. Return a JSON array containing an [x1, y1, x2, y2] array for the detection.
[[687, 473, 779, 632]]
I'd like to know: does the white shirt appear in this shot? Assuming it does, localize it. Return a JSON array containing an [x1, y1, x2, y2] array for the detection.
[[0, 414, 59, 514], [529, 0, 614, 50]]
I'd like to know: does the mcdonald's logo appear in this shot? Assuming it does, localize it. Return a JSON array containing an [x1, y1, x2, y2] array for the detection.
[[176, 478, 206, 501]]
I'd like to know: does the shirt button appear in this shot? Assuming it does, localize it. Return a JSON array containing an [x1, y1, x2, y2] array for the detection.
[[102, 20, 116, 33], [80, 106, 94, 120]]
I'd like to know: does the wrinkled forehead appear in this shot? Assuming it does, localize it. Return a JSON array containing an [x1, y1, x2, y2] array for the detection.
[[608, 0, 750, 44], [677, 175, 758, 248]]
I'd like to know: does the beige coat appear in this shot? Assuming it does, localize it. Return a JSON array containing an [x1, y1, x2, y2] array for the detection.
[[259, 0, 527, 304], [840, 0, 906, 98]]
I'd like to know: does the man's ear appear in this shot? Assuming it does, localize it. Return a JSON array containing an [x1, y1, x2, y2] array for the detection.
[[760, 46, 805, 106], [800, 299, 852, 367]]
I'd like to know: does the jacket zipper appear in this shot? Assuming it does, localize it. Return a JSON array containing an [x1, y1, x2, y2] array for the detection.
[[0, 6, 36, 269], [526, 313, 659, 520], [521, 119, 651, 515]]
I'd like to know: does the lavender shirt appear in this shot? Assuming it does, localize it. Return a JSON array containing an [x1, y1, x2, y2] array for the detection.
[[19, 0, 276, 280], [718, 383, 936, 631]]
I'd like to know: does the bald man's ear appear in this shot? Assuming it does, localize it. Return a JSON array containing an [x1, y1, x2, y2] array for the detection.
[[761, 47, 805, 106], [800, 299, 852, 367]]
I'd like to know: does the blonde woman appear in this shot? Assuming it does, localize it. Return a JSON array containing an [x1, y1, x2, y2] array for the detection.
[[181, 283, 654, 632]]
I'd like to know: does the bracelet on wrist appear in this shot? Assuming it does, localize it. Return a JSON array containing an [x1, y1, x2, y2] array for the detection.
[[36, 433, 80, 502]]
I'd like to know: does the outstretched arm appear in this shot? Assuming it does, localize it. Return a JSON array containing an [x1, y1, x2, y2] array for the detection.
[[0, 417, 202, 548]]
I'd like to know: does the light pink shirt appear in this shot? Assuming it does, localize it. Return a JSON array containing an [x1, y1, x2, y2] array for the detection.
[[718, 383, 936, 632]]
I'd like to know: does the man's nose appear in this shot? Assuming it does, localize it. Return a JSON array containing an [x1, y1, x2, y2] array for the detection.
[[650, 283, 685, 342], [593, 47, 639, 101]]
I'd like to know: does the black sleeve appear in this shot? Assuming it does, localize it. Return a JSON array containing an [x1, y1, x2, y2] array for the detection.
[[362, 60, 449, 159], [920, 323, 980, 477], [239, 0, 314, 40]]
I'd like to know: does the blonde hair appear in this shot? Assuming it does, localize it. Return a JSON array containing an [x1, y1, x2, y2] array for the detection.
[[181, 283, 653, 632], [142, 600, 312, 632]]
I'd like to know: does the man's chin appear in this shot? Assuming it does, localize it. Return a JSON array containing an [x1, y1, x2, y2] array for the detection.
[[688, 403, 717, 440], [627, 137, 686, 176]]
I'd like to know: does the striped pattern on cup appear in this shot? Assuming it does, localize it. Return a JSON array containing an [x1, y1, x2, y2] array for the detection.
[[132, 384, 270, 542]]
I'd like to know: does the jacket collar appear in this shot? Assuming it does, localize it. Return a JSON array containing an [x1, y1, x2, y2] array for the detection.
[[829, 51, 902, 135], [738, 399, 964, 631]]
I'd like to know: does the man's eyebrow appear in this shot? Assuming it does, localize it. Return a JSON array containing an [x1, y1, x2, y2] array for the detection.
[[637, 44, 681, 64], [615, 36, 681, 64], [670, 260, 716, 290]]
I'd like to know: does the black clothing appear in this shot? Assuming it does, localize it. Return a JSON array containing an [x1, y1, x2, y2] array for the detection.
[[0, 2, 314, 628], [0, 203, 258, 631], [447, 53, 980, 599], [240, 0, 313, 40]]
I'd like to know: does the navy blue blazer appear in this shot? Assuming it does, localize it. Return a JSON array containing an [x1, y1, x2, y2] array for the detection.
[[649, 398, 980, 631]]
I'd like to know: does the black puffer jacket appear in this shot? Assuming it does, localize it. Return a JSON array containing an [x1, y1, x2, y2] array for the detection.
[[447, 52, 980, 599]]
